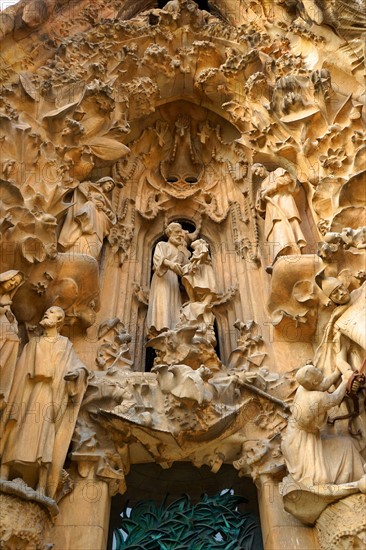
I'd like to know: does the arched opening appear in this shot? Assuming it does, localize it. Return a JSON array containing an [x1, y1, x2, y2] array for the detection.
[[108, 463, 263, 549]]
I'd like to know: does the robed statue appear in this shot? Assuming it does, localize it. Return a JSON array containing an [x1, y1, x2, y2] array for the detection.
[[0, 306, 89, 499]]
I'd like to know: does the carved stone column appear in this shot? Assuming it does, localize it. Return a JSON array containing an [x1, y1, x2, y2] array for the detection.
[[257, 474, 320, 549], [48, 466, 112, 550]]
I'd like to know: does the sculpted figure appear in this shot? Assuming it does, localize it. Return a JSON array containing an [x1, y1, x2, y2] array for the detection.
[[251, 163, 268, 182], [300, 0, 366, 39], [182, 238, 217, 304], [0, 306, 88, 498], [282, 364, 364, 488], [58, 177, 116, 259], [256, 167, 306, 265], [315, 278, 366, 376], [0, 270, 24, 408], [146, 222, 190, 335], [313, 277, 366, 453], [340, 227, 366, 250]]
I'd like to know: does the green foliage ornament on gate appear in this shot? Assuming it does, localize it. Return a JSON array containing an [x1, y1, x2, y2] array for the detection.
[[114, 490, 263, 550]]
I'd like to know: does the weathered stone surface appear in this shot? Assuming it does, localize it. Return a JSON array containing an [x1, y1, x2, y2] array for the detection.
[[0, 0, 365, 548], [0, 480, 54, 550], [316, 494, 366, 549]]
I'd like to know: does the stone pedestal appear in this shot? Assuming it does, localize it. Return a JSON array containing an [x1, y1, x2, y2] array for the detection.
[[257, 475, 319, 549], [49, 473, 111, 550], [316, 494, 366, 549]]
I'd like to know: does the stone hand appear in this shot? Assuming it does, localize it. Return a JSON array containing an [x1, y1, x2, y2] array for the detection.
[[171, 263, 183, 276], [350, 373, 365, 394], [165, 260, 182, 275]]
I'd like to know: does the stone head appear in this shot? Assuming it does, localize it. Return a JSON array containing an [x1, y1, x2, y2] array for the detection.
[[296, 364, 323, 390], [165, 222, 185, 246], [191, 238, 206, 250], [0, 270, 24, 294], [322, 277, 350, 305], [251, 163, 268, 180], [97, 177, 115, 193], [40, 306, 65, 329]]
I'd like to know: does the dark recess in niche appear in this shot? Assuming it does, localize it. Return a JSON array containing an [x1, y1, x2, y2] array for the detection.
[[145, 345, 156, 373], [213, 318, 221, 362], [157, 0, 211, 11]]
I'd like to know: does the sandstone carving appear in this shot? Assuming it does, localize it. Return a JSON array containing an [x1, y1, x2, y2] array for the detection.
[[10, 253, 100, 331], [0, 271, 24, 407], [58, 177, 116, 259], [0, 0, 365, 547], [280, 364, 365, 524], [96, 318, 133, 371], [146, 222, 190, 335], [181, 238, 217, 305], [316, 494, 366, 550], [0, 488, 53, 550], [256, 167, 306, 267], [315, 280, 366, 376], [0, 307, 88, 500]]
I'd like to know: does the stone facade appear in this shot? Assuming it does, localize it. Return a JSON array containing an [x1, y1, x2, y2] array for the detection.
[[0, 0, 365, 548]]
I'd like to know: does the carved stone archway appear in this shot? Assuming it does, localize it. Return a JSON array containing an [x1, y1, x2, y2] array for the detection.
[[1, 0, 365, 549]]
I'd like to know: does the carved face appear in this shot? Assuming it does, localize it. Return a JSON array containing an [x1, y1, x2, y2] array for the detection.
[[296, 364, 323, 389], [96, 345, 109, 368], [0, 273, 23, 293], [167, 224, 185, 246], [101, 180, 115, 193], [329, 284, 350, 305], [253, 165, 267, 178], [40, 306, 65, 328], [191, 239, 205, 250]]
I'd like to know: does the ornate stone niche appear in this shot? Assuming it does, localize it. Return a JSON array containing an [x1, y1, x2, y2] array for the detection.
[[0, 0, 365, 549], [109, 100, 256, 371]]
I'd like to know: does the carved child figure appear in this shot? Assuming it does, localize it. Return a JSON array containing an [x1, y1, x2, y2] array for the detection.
[[282, 364, 364, 488], [182, 238, 217, 305]]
